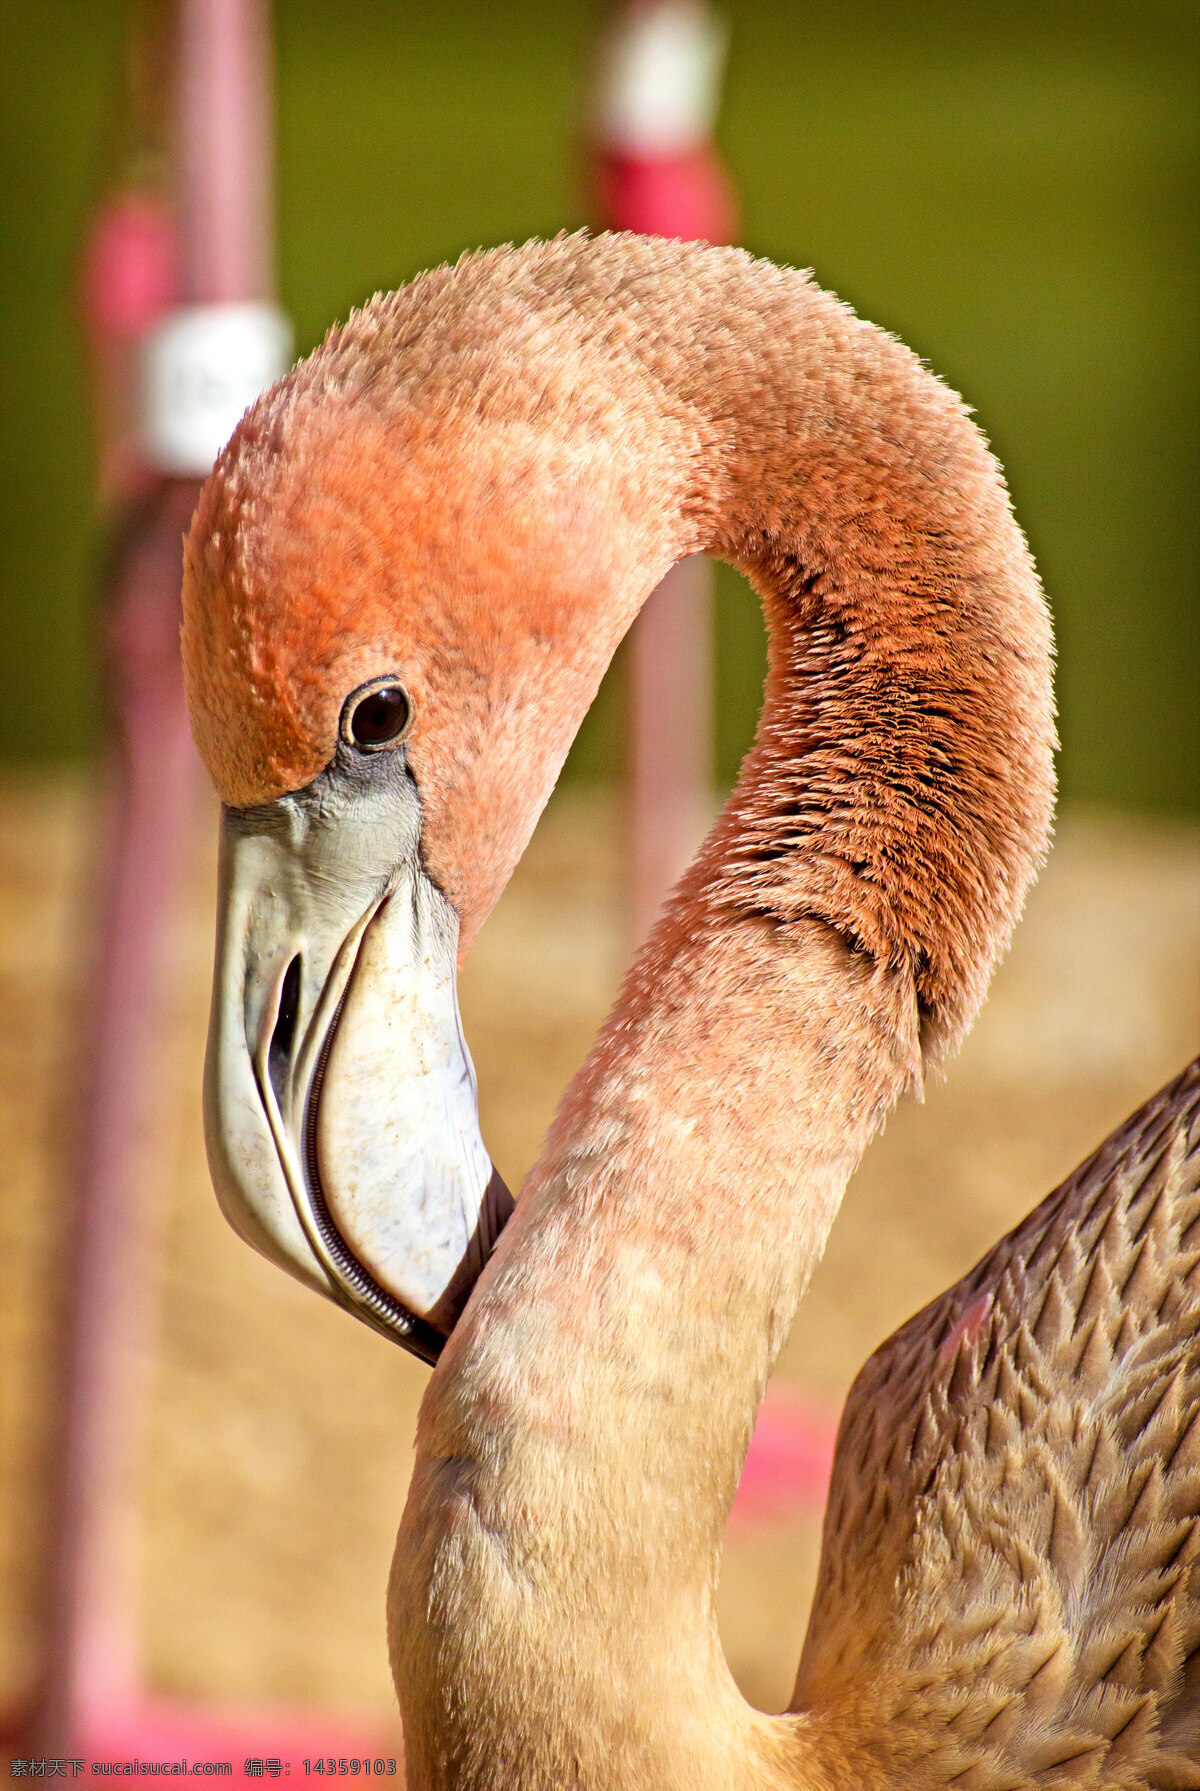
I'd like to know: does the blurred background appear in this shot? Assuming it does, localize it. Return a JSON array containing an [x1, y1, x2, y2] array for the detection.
[[1, 0, 1197, 1750]]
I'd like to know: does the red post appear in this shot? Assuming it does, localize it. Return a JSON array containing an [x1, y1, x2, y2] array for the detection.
[[178, 0, 276, 304], [30, 0, 286, 1753], [590, 0, 737, 941]]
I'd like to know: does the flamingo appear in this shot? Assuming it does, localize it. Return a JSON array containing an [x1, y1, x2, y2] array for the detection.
[[181, 234, 1200, 1788]]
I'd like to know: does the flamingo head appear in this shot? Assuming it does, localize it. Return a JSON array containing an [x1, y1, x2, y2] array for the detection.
[[182, 265, 691, 1357]]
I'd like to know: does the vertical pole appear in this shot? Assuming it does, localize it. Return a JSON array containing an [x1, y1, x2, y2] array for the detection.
[[589, 0, 736, 941], [32, 0, 284, 1752], [34, 485, 203, 1754], [626, 556, 715, 940], [178, 0, 276, 303]]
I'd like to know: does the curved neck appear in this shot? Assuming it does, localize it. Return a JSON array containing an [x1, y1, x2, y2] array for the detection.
[[395, 916, 918, 1791], [386, 239, 1053, 1791], [668, 250, 1052, 1061]]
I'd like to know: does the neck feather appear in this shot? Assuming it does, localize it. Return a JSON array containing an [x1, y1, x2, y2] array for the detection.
[[385, 235, 1054, 1790], [393, 917, 918, 1791]]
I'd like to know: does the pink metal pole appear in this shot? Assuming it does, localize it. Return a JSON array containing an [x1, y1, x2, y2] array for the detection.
[[34, 486, 204, 1753], [588, 0, 844, 1537], [31, 0, 281, 1753], [591, 0, 736, 941], [626, 555, 715, 936], [179, 0, 276, 302]]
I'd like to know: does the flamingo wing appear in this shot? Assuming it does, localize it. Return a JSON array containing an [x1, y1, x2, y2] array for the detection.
[[791, 1058, 1200, 1788]]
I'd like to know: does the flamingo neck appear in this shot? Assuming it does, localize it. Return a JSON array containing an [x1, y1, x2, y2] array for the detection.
[[376, 237, 1053, 1788], [390, 911, 919, 1791]]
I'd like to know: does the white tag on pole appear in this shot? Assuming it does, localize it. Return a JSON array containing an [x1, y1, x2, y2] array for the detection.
[[594, 0, 728, 157], [140, 302, 292, 475]]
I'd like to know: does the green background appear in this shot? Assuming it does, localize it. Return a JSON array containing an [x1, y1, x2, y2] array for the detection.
[[1, 1, 1196, 807]]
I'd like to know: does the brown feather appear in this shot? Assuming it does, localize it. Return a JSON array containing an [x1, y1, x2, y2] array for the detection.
[[796, 1059, 1200, 1787]]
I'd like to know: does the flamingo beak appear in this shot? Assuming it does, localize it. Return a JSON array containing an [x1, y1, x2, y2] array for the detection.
[[203, 761, 512, 1363]]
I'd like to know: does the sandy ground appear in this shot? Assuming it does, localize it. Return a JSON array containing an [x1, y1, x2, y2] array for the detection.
[[1, 772, 1197, 1725]]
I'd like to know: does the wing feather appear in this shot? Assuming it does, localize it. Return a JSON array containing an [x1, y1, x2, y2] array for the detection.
[[791, 1058, 1200, 1788]]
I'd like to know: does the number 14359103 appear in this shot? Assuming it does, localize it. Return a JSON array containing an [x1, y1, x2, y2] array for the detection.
[[302, 1762, 396, 1776]]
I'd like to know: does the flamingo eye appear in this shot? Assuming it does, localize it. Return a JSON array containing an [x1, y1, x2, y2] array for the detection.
[[342, 679, 413, 751]]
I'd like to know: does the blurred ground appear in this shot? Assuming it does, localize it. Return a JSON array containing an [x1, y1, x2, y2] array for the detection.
[[1, 773, 1197, 1722]]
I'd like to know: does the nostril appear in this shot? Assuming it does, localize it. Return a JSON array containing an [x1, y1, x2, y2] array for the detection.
[[268, 954, 302, 1108]]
